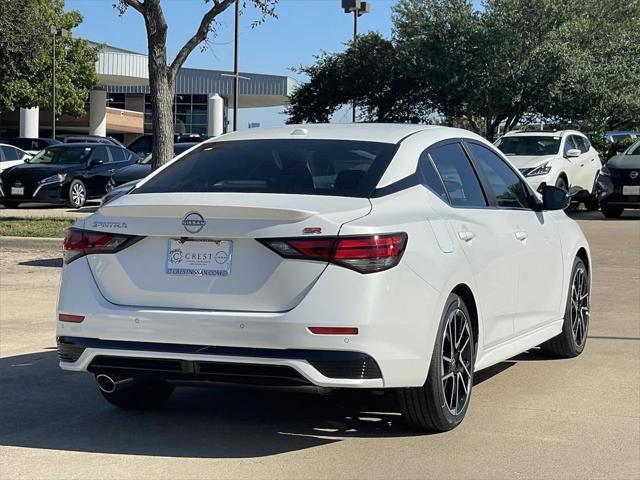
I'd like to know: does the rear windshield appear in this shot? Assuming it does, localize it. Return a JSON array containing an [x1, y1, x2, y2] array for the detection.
[[133, 139, 397, 198]]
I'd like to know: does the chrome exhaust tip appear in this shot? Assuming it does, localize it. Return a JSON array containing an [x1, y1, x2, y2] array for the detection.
[[96, 374, 133, 394]]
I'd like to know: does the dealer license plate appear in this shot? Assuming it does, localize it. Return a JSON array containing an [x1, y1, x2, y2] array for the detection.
[[623, 185, 640, 195], [11, 187, 24, 196], [166, 239, 233, 276]]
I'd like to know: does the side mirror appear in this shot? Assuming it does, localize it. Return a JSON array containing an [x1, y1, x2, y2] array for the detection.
[[565, 148, 581, 158], [89, 159, 103, 167], [541, 185, 570, 210]]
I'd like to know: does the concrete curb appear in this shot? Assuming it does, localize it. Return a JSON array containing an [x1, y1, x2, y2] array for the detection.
[[0, 236, 63, 249]]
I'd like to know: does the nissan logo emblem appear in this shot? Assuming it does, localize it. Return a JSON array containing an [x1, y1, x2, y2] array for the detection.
[[182, 212, 206, 234], [630, 171, 639, 179]]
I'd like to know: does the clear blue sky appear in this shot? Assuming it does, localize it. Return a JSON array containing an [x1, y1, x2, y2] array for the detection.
[[65, 0, 480, 128]]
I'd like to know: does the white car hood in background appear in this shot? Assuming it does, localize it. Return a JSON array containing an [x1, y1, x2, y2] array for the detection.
[[503, 154, 558, 169]]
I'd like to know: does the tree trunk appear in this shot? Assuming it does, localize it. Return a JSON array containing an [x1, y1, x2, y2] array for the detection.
[[144, 0, 174, 170], [486, 114, 506, 142]]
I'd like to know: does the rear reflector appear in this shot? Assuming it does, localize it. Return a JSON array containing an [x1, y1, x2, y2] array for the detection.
[[58, 313, 85, 323], [308, 327, 359, 335], [259, 233, 407, 273], [63, 228, 141, 264]]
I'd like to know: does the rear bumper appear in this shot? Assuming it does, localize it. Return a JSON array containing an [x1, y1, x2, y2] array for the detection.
[[56, 255, 442, 389], [57, 336, 383, 387]]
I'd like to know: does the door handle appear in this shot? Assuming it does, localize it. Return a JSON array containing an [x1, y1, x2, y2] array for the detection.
[[108, 169, 115, 173], [458, 231, 475, 242], [514, 231, 528, 241]]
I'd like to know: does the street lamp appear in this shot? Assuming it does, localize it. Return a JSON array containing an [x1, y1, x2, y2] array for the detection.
[[50, 26, 70, 139], [341, 0, 370, 123]]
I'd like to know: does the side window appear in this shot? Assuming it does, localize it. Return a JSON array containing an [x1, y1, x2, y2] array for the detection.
[[417, 151, 448, 202], [466, 143, 531, 209], [0, 146, 6, 161], [91, 146, 111, 164], [2, 146, 20, 161], [109, 147, 127, 163], [429, 143, 487, 207], [563, 136, 577, 155], [575, 136, 589, 153]]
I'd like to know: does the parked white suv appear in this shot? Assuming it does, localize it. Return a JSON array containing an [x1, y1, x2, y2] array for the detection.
[[494, 130, 601, 209]]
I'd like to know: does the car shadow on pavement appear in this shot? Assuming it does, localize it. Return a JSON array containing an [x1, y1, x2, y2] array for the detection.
[[0, 351, 419, 459], [0, 350, 544, 458], [567, 210, 640, 221]]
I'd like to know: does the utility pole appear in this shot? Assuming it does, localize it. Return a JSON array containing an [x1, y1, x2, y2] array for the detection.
[[342, 0, 370, 123], [221, 1, 250, 133], [50, 26, 70, 139], [233, 0, 240, 131]]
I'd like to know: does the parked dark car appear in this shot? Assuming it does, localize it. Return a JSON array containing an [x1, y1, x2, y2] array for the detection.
[[0, 137, 62, 155], [112, 142, 199, 186], [596, 140, 640, 218], [0, 143, 138, 209], [127, 134, 207, 155], [61, 135, 125, 147]]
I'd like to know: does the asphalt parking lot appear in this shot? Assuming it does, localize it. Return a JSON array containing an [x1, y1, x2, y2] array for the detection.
[[0, 211, 638, 479]]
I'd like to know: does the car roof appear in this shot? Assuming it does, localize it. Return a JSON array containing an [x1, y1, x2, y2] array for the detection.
[[204, 123, 444, 144], [47, 142, 111, 148], [503, 130, 586, 138]]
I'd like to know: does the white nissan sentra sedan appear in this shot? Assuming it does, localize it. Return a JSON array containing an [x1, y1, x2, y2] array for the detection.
[[56, 124, 591, 432]]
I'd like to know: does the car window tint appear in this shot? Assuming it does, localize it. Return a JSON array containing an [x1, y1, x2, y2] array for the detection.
[[627, 142, 640, 155], [1, 146, 20, 161], [134, 139, 397, 198], [417, 151, 448, 202], [92, 146, 110, 163], [467, 143, 530, 209], [563, 136, 577, 155], [109, 147, 127, 162], [574, 136, 589, 153], [429, 143, 487, 207]]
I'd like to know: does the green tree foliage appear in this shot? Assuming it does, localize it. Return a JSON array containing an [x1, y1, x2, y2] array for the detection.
[[0, 0, 99, 116], [287, 33, 429, 124], [286, 0, 640, 140]]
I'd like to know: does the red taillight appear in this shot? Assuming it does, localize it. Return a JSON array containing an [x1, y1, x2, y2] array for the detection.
[[63, 228, 140, 264], [308, 327, 359, 335], [260, 233, 407, 273], [58, 313, 85, 323]]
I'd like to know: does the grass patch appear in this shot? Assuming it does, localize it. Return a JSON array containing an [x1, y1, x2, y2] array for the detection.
[[0, 217, 75, 238]]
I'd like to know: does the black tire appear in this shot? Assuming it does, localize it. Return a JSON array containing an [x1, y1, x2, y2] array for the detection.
[[584, 177, 600, 211], [98, 377, 174, 410], [540, 257, 590, 358], [0, 200, 21, 209], [555, 175, 568, 191], [398, 293, 475, 432], [601, 204, 623, 218], [66, 179, 87, 209]]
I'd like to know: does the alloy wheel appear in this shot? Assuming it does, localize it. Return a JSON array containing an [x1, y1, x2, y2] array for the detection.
[[71, 183, 86, 207], [570, 266, 589, 347], [441, 307, 473, 415]]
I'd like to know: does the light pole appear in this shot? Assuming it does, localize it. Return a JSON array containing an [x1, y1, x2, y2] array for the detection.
[[341, 0, 370, 123], [233, 0, 239, 131], [220, 1, 250, 132], [50, 26, 70, 139]]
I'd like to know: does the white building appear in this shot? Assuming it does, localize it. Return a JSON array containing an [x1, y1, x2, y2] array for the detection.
[[1, 43, 296, 144]]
